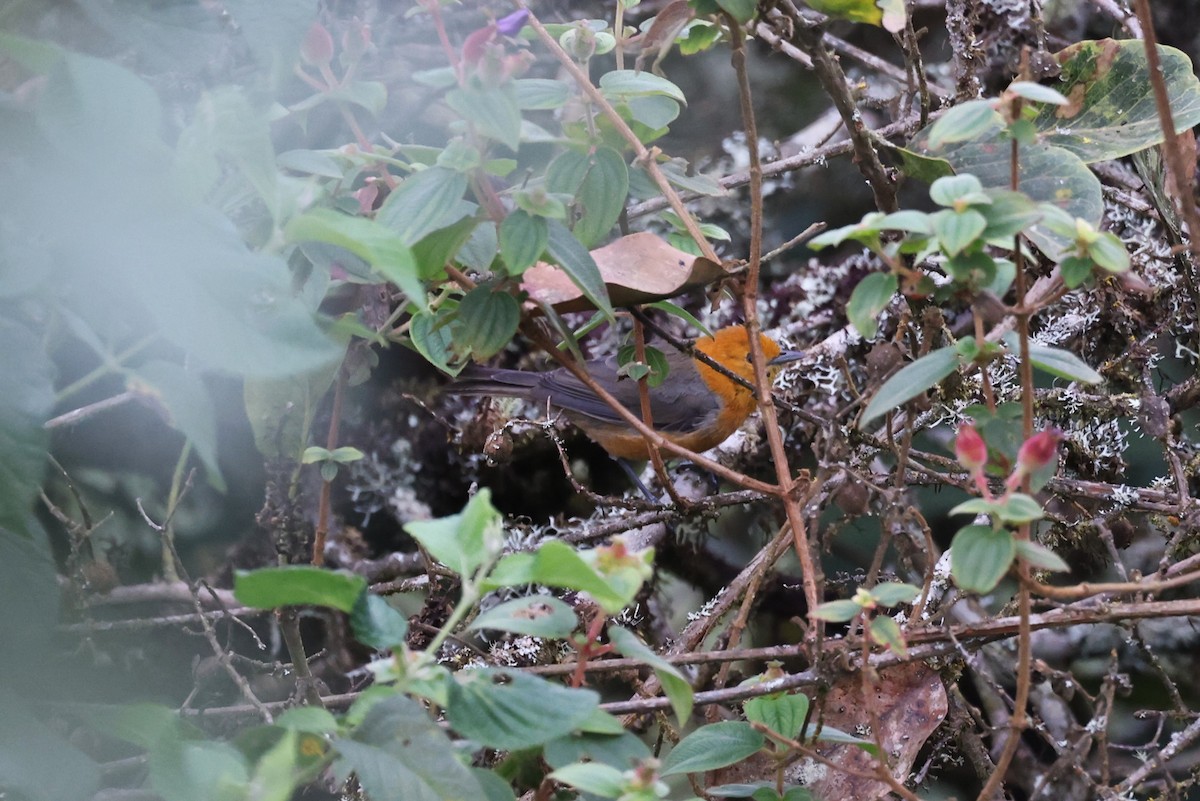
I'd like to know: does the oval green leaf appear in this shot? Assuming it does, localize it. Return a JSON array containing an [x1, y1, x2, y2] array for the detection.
[[950, 524, 1016, 593]]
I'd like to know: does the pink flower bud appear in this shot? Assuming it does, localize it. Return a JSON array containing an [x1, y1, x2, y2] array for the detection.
[[301, 22, 334, 67], [954, 424, 988, 471], [341, 20, 371, 62], [1016, 429, 1062, 474], [461, 23, 497, 67]]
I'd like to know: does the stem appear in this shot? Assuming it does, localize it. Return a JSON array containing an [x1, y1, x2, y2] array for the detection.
[[312, 365, 347, 566], [727, 15, 822, 625]]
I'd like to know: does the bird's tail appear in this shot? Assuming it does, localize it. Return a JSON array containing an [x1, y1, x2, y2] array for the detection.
[[448, 366, 541, 399]]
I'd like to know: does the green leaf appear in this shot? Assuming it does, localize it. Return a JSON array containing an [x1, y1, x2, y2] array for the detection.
[[287, 208, 425, 308], [334, 694, 484, 801], [543, 729, 652, 771], [1002, 335, 1103, 383], [994, 493, 1046, 524], [128, 361, 225, 491], [1087, 232, 1130, 273], [950, 525, 1016, 593], [868, 616, 907, 655], [499, 210, 548, 275], [661, 721, 764, 776], [929, 174, 986, 206], [447, 669, 599, 750], [0, 318, 53, 536], [926, 100, 1001, 148], [1033, 40, 1200, 163], [468, 596, 579, 638], [351, 592, 410, 651], [744, 692, 808, 741], [1060, 255, 1094, 288], [810, 599, 862, 622], [911, 123, 1103, 260], [549, 762, 627, 797], [403, 489, 504, 578], [608, 626, 694, 724], [455, 287, 522, 360], [716, 0, 757, 23], [1015, 540, 1071, 572], [1007, 81, 1069, 105], [234, 566, 367, 612], [376, 166, 472, 246], [0, 691, 101, 801], [599, 70, 687, 104], [446, 83, 522, 151], [869, 582, 921, 606], [547, 147, 629, 248], [515, 78, 571, 110], [243, 360, 341, 462], [245, 730, 301, 801], [860, 345, 963, 427], [410, 304, 464, 376], [486, 539, 652, 615], [932, 209, 987, 257], [802, 0, 884, 26], [846, 272, 897, 338], [545, 220, 615, 320]]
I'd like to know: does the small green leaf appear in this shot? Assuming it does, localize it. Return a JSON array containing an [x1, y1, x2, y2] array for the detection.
[[868, 616, 907, 655], [549, 762, 626, 797], [514, 78, 571, 110], [933, 209, 987, 257], [547, 146, 629, 248], [869, 582, 920, 606], [350, 592, 409, 651], [1015, 540, 1071, 572], [376, 166, 472, 246], [1087, 231, 1130, 272], [445, 83, 522, 151], [545, 220, 614, 320], [599, 70, 687, 104], [468, 596, 579, 639], [930, 174, 986, 206], [234, 567, 366, 613], [1007, 81, 1069, 105], [716, 0, 757, 23], [860, 345, 963, 427], [995, 493, 1046, 524], [927, 101, 1002, 148], [608, 625, 694, 724], [499, 210, 548, 275], [455, 287, 521, 360], [447, 669, 599, 750], [285, 209, 425, 309], [950, 525, 1016, 593], [275, 707, 340, 734], [403, 489, 503, 578], [329, 446, 365, 463], [810, 599, 863, 622], [486, 539, 652, 615], [1002, 336, 1103, 384], [1060, 255, 1093, 288], [661, 721, 764, 776], [846, 272, 897, 338], [744, 693, 808, 741]]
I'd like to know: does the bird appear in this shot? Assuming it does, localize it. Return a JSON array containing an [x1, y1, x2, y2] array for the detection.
[[450, 325, 803, 461]]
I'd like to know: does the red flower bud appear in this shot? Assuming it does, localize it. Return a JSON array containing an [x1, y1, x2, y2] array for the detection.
[[301, 22, 334, 67], [1016, 429, 1062, 474], [461, 23, 497, 67], [954, 424, 988, 471]]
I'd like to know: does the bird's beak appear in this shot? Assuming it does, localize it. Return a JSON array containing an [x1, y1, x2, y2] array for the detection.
[[768, 349, 806, 366]]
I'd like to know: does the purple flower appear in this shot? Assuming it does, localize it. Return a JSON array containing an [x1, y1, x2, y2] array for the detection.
[[495, 9, 529, 36]]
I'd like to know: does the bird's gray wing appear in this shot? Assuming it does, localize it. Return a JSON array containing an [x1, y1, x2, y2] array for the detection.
[[533, 351, 720, 432]]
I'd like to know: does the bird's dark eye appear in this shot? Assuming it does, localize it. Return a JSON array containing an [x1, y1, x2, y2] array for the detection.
[[745, 353, 754, 362]]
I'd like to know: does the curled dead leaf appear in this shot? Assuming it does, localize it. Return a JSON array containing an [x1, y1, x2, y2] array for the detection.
[[521, 232, 725, 313]]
